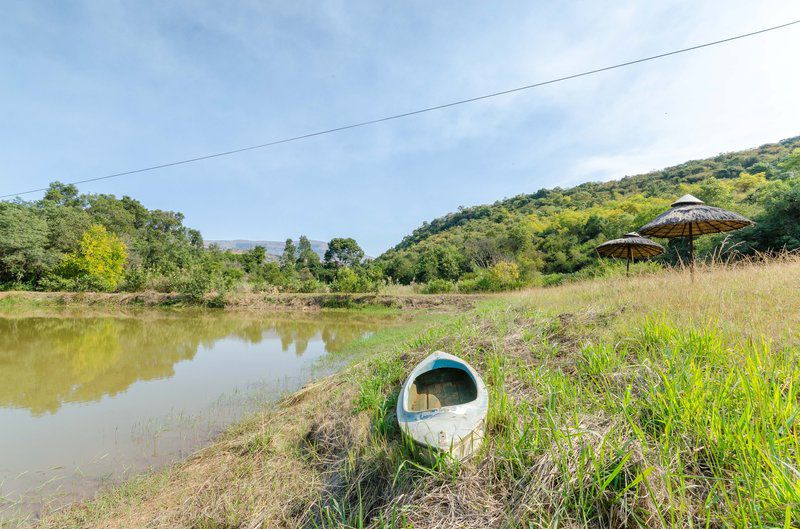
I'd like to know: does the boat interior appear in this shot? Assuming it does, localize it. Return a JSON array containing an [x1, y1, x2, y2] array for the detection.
[[409, 367, 477, 411]]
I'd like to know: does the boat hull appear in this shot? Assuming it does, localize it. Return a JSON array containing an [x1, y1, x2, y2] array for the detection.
[[396, 351, 488, 461]]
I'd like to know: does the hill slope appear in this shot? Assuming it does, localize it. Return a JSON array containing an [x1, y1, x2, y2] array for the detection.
[[377, 136, 800, 286]]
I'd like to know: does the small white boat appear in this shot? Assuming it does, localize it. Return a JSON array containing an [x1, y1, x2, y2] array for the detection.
[[396, 351, 488, 461]]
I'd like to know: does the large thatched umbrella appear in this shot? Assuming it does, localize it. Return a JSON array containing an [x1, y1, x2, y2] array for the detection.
[[638, 194, 753, 276], [595, 232, 664, 276]]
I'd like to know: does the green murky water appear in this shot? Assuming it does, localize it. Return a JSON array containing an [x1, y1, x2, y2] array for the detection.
[[0, 309, 394, 521]]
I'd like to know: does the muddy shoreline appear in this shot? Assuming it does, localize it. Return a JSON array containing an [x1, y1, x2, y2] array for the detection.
[[0, 290, 485, 312]]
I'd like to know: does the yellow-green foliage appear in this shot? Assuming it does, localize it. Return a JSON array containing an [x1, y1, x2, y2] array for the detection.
[[489, 261, 519, 285], [527, 194, 673, 236], [457, 260, 523, 292], [63, 224, 128, 291]]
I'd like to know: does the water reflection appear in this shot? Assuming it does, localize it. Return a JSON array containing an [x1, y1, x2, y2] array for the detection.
[[0, 310, 395, 522], [0, 312, 385, 416]]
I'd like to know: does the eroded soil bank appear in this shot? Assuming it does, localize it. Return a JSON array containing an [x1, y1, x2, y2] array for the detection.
[[0, 290, 485, 312]]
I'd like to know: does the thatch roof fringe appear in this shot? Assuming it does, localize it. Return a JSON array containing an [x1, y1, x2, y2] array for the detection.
[[595, 232, 664, 259], [639, 202, 753, 238]]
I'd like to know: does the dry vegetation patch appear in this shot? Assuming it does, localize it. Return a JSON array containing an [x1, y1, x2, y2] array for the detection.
[[0, 291, 486, 312]]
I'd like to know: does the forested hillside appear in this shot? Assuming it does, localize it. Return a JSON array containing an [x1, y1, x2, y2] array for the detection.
[[377, 136, 800, 290], [0, 182, 376, 296], [2, 136, 799, 297]]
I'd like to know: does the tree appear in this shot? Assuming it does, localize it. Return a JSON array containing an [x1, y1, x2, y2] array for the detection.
[[696, 177, 735, 209], [490, 261, 521, 287], [507, 221, 534, 254], [0, 204, 54, 283], [60, 224, 128, 291], [280, 239, 297, 271], [135, 209, 198, 273], [41, 202, 92, 254], [739, 178, 800, 252], [779, 149, 800, 178], [414, 245, 462, 283], [330, 266, 379, 293], [324, 238, 364, 268], [86, 194, 137, 236], [241, 246, 266, 274], [0, 182, 212, 292], [381, 251, 415, 284], [465, 237, 504, 269], [414, 247, 439, 283], [42, 181, 84, 208], [296, 235, 321, 272], [188, 229, 203, 248], [436, 245, 462, 280]]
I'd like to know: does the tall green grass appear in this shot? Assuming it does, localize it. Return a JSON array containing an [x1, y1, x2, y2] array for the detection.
[[344, 306, 799, 527], [630, 319, 800, 526]]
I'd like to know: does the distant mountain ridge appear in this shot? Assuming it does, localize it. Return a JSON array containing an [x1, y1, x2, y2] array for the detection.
[[206, 239, 328, 259]]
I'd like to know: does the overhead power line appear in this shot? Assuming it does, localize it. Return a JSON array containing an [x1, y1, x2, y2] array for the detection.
[[3, 18, 799, 199]]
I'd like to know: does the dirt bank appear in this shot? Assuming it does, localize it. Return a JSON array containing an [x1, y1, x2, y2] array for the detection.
[[0, 290, 485, 312]]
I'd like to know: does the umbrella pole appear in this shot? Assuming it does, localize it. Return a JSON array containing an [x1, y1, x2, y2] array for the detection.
[[688, 223, 694, 281], [626, 246, 631, 277]]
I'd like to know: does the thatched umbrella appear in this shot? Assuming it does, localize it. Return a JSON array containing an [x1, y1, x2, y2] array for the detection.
[[638, 194, 753, 276], [595, 232, 664, 276]]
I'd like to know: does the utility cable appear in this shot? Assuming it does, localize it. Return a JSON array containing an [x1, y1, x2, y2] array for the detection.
[[2, 18, 799, 199]]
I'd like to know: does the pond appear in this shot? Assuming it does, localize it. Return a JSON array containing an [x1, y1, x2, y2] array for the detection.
[[0, 309, 397, 522]]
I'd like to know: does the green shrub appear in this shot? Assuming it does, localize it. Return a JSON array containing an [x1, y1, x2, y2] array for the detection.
[[457, 262, 522, 292], [456, 272, 491, 293], [38, 274, 81, 292], [331, 267, 380, 293], [179, 266, 212, 302], [176, 253, 241, 302], [121, 266, 148, 292], [320, 296, 353, 308], [540, 273, 565, 287], [295, 279, 329, 293], [420, 278, 455, 294]]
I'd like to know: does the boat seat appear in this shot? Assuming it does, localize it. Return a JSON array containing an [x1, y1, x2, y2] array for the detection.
[[409, 368, 477, 411]]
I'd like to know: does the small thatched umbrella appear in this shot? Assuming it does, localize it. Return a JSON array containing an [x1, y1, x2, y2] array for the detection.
[[595, 232, 664, 276], [638, 194, 753, 276]]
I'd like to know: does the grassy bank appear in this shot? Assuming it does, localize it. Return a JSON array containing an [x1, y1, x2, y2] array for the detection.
[[0, 291, 485, 312], [32, 257, 800, 528]]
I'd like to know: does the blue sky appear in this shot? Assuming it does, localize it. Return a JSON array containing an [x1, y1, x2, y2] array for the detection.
[[1, 1, 799, 255]]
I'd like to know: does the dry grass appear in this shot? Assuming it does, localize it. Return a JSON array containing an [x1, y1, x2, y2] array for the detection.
[[29, 257, 800, 529], [0, 290, 485, 313], [511, 253, 800, 344]]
